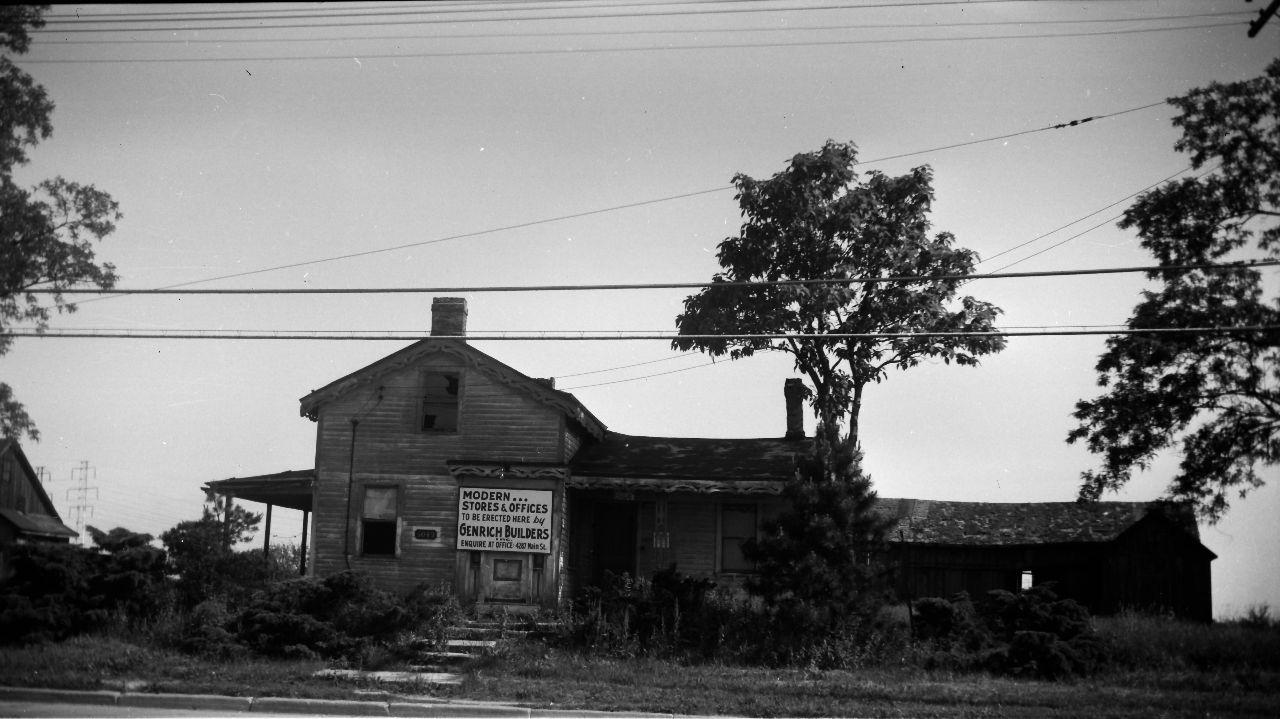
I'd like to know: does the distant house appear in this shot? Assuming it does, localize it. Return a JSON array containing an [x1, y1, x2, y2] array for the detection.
[[0, 439, 78, 576], [205, 298, 1216, 620]]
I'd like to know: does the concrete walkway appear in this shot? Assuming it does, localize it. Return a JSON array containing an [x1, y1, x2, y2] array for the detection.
[[0, 686, 681, 718]]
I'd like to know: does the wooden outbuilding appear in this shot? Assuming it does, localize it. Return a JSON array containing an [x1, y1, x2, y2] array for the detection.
[[0, 439, 78, 577], [204, 298, 1217, 619]]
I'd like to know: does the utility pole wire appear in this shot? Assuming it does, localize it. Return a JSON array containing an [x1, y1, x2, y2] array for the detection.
[[10, 327, 1279, 341], [66, 99, 1171, 306], [33, 260, 1280, 295], [22, 22, 1243, 61], [37, 11, 1254, 45]]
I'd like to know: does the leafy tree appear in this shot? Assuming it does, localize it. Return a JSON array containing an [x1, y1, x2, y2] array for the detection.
[[160, 498, 264, 607], [1069, 60, 1280, 521], [743, 425, 892, 632], [1, 5, 121, 441], [86, 524, 155, 553], [673, 141, 1005, 445]]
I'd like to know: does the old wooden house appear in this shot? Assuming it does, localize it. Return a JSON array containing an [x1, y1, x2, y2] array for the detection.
[[206, 298, 1215, 619], [0, 439, 78, 576]]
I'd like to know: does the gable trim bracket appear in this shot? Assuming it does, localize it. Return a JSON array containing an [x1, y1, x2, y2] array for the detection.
[[447, 461, 570, 481]]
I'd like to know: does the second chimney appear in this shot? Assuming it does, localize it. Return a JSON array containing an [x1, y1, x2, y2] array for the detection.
[[431, 297, 468, 337], [784, 378, 806, 439]]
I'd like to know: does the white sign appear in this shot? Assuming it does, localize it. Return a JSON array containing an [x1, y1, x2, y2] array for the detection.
[[456, 487, 553, 554]]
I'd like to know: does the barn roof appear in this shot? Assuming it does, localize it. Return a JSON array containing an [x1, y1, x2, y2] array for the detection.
[[876, 498, 1199, 546], [569, 431, 812, 482]]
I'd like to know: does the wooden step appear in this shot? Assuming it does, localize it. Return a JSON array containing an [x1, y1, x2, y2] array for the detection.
[[313, 668, 463, 686], [445, 638, 497, 651]]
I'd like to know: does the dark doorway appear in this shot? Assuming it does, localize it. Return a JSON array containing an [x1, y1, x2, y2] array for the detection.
[[592, 502, 637, 585]]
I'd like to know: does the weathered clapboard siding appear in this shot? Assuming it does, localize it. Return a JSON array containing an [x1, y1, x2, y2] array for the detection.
[[310, 352, 569, 595], [0, 450, 42, 515]]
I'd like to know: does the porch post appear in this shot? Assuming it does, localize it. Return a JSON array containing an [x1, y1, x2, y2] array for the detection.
[[263, 503, 273, 564], [299, 510, 310, 576], [223, 494, 234, 550]]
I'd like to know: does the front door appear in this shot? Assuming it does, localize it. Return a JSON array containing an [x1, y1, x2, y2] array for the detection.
[[592, 502, 637, 585], [481, 552, 531, 603]]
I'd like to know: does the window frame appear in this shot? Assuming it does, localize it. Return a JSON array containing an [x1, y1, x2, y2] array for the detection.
[[419, 370, 462, 433], [359, 485, 400, 558], [717, 502, 759, 574]]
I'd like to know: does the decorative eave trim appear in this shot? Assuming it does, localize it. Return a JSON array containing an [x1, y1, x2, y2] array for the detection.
[[298, 339, 605, 440], [565, 476, 785, 495], [448, 462, 570, 481]]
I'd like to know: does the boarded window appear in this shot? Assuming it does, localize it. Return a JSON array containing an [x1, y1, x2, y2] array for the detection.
[[720, 503, 757, 573], [362, 486, 398, 556], [421, 372, 460, 431]]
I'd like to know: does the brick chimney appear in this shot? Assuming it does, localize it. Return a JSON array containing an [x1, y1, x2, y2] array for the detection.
[[784, 378, 806, 439], [430, 297, 468, 337]]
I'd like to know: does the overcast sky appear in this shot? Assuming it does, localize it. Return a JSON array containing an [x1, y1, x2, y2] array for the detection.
[[6, 1, 1277, 618]]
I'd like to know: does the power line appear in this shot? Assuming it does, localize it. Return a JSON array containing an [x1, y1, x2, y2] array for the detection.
[[988, 164, 1222, 272], [561, 359, 722, 390], [41, 1, 722, 20], [977, 165, 1192, 266], [68, 99, 1171, 304], [10, 327, 1278, 341], [36, 10, 1254, 45], [28, 1, 1102, 32], [556, 352, 701, 378], [34, 261, 1280, 296], [22, 21, 1243, 62]]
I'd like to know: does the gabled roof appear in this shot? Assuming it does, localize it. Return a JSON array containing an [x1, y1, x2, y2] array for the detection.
[[0, 439, 78, 541], [297, 339, 605, 440], [0, 438, 64, 519], [877, 498, 1202, 548], [570, 431, 812, 481]]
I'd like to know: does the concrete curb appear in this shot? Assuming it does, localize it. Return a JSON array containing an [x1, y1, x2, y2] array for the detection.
[[0, 686, 681, 718], [121, 691, 254, 712], [0, 686, 119, 706], [251, 696, 390, 715], [389, 703, 530, 717]]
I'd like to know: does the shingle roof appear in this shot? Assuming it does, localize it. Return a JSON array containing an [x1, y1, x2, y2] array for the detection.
[[875, 498, 1197, 546], [570, 431, 812, 481]]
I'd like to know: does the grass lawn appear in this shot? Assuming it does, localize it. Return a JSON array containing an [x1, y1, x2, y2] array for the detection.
[[2, 634, 1278, 717]]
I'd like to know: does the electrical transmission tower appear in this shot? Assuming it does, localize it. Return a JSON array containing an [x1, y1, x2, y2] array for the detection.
[[35, 466, 51, 486], [66, 461, 99, 546]]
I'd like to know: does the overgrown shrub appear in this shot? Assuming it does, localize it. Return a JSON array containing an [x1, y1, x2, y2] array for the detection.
[[0, 528, 175, 645], [0, 543, 102, 643], [160, 501, 278, 608], [226, 571, 427, 661], [911, 585, 1105, 679]]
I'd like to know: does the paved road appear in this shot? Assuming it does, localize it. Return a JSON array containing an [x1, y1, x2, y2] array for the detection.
[[0, 700, 312, 717]]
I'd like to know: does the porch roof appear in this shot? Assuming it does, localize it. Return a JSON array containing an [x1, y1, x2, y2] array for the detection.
[[203, 469, 315, 512], [0, 508, 78, 541]]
